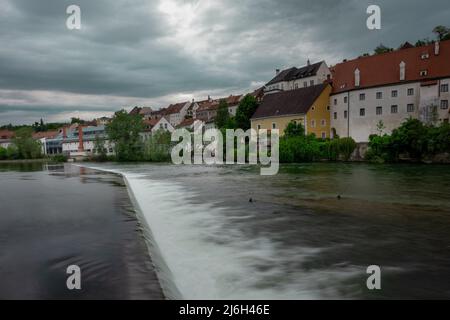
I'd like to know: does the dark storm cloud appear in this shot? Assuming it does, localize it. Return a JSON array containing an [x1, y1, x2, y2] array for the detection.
[[0, 0, 449, 124]]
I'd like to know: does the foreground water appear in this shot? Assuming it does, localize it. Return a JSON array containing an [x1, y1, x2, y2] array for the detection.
[[0, 163, 163, 299], [81, 162, 450, 299]]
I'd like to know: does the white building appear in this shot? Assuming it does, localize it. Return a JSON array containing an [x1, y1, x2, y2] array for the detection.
[[164, 102, 191, 127], [265, 60, 331, 93], [330, 41, 450, 142]]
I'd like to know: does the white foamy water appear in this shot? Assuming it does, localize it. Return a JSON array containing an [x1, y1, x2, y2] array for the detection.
[[80, 164, 361, 299]]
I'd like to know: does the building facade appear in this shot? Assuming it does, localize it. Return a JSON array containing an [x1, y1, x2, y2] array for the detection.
[[330, 40, 450, 142], [251, 83, 332, 138]]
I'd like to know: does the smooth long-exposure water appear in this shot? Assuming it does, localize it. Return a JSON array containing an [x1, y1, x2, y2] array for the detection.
[[1, 162, 450, 299], [0, 163, 163, 299], [82, 162, 450, 299]]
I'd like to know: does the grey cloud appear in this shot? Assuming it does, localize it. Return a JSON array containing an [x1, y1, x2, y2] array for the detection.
[[0, 0, 449, 125]]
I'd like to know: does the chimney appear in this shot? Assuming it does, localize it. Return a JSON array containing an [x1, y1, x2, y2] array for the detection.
[[435, 41, 440, 55], [275, 69, 280, 76], [307, 59, 311, 66], [78, 126, 84, 152], [62, 127, 67, 139], [208, 95, 211, 102]]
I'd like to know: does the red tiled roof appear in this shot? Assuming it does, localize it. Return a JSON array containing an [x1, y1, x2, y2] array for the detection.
[[176, 118, 195, 128], [32, 131, 59, 139], [0, 130, 15, 139], [139, 107, 153, 115], [331, 40, 450, 94], [164, 102, 188, 115]]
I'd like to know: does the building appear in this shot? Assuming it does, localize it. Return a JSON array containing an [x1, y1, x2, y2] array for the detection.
[[164, 102, 191, 127], [330, 40, 450, 142], [0, 130, 14, 149], [251, 83, 332, 138], [57, 125, 114, 158], [195, 97, 219, 122], [265, 61, 331, 93], [32, 131, 60, 155], [224, 95, 243, 116], [151, 117, 175, 134]]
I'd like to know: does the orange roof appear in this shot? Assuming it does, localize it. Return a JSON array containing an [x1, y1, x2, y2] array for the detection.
[[331, 40, 450, 94], [32, 131, 59, 139], [0, 130, 15, 139], [164, 102, 188, 115], [176, 118, 195, 128]]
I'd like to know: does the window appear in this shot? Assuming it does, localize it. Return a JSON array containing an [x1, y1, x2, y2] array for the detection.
[[360, 108, 365, 116], [441, 100, 449, 110], [272, 123, 276, 129], [310, 80, 314, 86], [257, 124, 261, 130], [421, 53, 429, 60], [441, 84, 449, 92], [334, 98, 337, 105], [311, 120, 316, 128], [327, 106, 330, 111], [294, 83, 298, 89], [376, 106, 382, 115], [391, 105, 398, 113], [311, 106, 315, 111], [407, 88, 414, 96], [344, 96, 348, 103], [334, 112, 337, 120], [391, 90, 398, 98], [344, 110, 348, 119], [376, 92, 382, 99], [420, 70, 428, 76], [321, 119, 326, 127], [303, 81, 307, 88], [359, 93, 365, 101], [321, 132, 326, 139], [164, 123, 168, 129], [407, 104, 414, 112]]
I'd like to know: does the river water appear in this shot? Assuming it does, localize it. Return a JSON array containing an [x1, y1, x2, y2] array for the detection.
[[1, 162, 450, 299], [82, 162, 450, 299]]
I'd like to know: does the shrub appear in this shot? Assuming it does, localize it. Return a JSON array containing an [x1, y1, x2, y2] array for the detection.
[[338, 137, 357, 161], [0, 147, 7, 160], [51, 154, 68, 163]]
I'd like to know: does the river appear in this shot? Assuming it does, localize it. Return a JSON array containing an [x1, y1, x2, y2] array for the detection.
[[1, 162, 450, 299]]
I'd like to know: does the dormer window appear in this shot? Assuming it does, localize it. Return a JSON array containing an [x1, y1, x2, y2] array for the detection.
[[400, 61, 406, 81], [420, 70, 428, 76], [421, 53, 429, 60], [354, 68, 360, 87]]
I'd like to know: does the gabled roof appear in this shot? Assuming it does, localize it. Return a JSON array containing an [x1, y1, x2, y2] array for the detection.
[[251, 83, 328, 119], [266, 61, 323, 86], [139, 107, 153, 115], [176, 118, 195, 128], [164, 102, 188, 115], [331, 40, 450, 94]]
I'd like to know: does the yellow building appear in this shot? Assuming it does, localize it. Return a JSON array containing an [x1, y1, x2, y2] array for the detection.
[[251, 83, 332, 138]]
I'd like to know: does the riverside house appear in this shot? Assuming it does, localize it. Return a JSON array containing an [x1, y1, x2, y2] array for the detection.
[[251, 83, 332, 138], [265, 60, 331, 94], [330, 40, 450, 142]]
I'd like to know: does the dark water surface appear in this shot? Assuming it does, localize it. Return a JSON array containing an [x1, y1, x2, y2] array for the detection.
[[0, 163, 164, 299], [83, 162, 450, 299]]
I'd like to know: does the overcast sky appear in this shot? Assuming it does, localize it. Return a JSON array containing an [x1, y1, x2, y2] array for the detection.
[[0, 0, 449, 125]]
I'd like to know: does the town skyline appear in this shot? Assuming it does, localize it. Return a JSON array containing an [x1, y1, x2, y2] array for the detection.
[[1, 0, 450, 126]]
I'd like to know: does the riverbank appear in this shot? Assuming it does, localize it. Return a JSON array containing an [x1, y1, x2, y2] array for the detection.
[[0, 163, 164, 299]]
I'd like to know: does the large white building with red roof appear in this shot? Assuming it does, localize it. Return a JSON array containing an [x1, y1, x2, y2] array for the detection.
[[330, 40, 450, 142]]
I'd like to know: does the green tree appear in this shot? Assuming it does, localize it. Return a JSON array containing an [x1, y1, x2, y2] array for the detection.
[[433, 25, 450, 41], [0, 147, 7, 160], [376, 120, 386, 136], [93, 135, 108, 161], [144, 130, 172, 162], [390, 118, 427, 159], [374, 43, 393, 55], [215, 99, 230, 129], [106, 110, 144, 161], [12, 128, 42, 159], [284, 121, 305, 138], [235, 95, 259, 130]]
